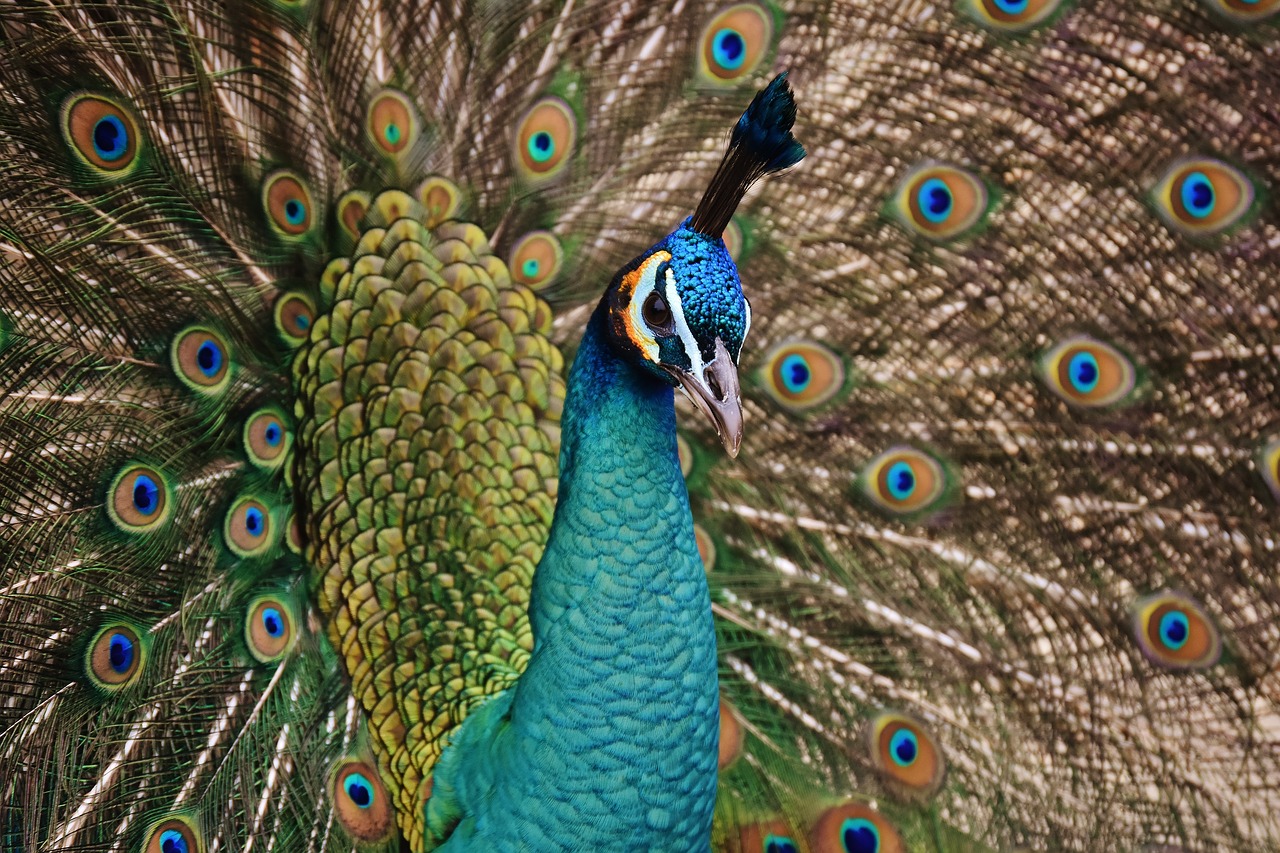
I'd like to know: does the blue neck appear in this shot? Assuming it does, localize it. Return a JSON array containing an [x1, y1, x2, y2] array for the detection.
[[428, 303, 720, 850]]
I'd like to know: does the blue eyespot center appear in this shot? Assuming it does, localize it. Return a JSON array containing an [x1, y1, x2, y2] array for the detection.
[[295, 313, 310, 330], [92, 115, 128, 161], [529, 131, 555, 163], [780, 353, 811, 393], [1159, 610, 1190, 650], [159, 829, 189, 853], [262, 607, 284, 638], [1068, 352, 1100, 393], [344, 772, 374, 808], [764, 836, 798, 853], [712, 28, 746, 70], [841, 818, 881, 853], [132, 474, 160, 515], [284, 198, 306, 226], [889, 728, 918, 766], [384, 122, 402, 144], [993, 0, 1030, 13], [108, 632, 135, 674], [1181, 171, 1215, 219], [522, 258, 540, 278], [264, 422, 282, 446], [244, 507, 265, 538], [919, 178, 953, 223], [196, 340, 223, 377], [887, 461, 916, 501]]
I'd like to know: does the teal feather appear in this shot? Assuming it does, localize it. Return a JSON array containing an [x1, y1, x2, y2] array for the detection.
[[1, 1, 1279, 852]]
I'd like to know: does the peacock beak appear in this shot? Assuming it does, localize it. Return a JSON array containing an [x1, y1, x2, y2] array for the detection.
[[666, 337, 743, 458]]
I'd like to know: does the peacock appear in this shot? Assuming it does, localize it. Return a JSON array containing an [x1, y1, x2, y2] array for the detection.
[[1, 0, 1278, 850]]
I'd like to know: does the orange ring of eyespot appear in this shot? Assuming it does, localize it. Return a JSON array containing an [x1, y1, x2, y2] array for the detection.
[[366, 90, 416, 155], [809, 802, 906, 853], [865, 448, 946, 515], [263, 171, 314, 237], [761, 341, 845, 411], [698, 4, 772, 83], [694, 524, 716, 572], [107, 464, 171, 532], [1134, 593, 1221, 670], [737, 821, 799, 853], [171, 327, 231, 392], [718, 697, 744, 770], [244, 408, 291, 468], [1157, 158, 1253, 234], [224, 497, 274, 557], [143, 817, 203, 853], [870, 713, 944, 797], [275, 292, 316, 344], [246, 597, 295, 662], [337, 191, 369, 240], [63, 94, 140, 172], [974, 0, 1062, 28], [901, 165, 987, 239], [515, 98, 577, 179], [332, 760, 393, 841], [509, 231, 564, 290], [418, 176, 462, 225], [1214, 0, 1280, 21], [87, 624, 144, 688], [723, 219, 744, 261], [1041, 337, 1136, 408]]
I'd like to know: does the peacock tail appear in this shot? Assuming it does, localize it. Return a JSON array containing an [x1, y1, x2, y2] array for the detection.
[[0, 1, 1277, 851]]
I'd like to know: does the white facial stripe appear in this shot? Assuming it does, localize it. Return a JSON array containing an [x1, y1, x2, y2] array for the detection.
[[742, 296, 751, 348], [624, 254, 665, 361], [663, 267, 706, 377]]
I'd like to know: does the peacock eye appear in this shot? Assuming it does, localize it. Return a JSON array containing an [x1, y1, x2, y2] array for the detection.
[[642, 291, 674, 334]]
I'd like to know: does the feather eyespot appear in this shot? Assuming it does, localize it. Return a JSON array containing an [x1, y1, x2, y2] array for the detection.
[[1150, 158, 1255, 237], [332, 761, 393, 841], [87, 623, 145, 690], [1204, 0, 1280, 22], [107, 464, 173, 533], [759, 341, 846, 412], [143, 817, 203, 853], [224, 496, 277, 558], [418, 175, 462, 226], [61, 94, 142, 175], [677, 434, 694, 477], [1257, 438, 1280, 504], [694, 524, 717, 572], [366, 89, 418, 155], [861, 447, 949, 517], [171, 327, 232, 395], [336, 190, 370, 241], [244, 407, 292, 470], [698, 4, 773, 85], [263, 170, 316, 239], [274, 292, 316, 346], [508, 231, 564, 291], [515, 97, 577, 181], [1132, 592, 1221, 670], [809, 803, 905, 853], [869, 713, 945, 800], [962, 0, 1065, 31], [890, 164, 990, 241], [1038, 336, 1136, 408], [246, 595, 296, 663], [718, 697, 744, 770], [723, 219, 745, 261]]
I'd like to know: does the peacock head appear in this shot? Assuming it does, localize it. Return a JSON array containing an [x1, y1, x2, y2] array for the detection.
[[603, 73, 805, 458], [604, 219, 750, 456]]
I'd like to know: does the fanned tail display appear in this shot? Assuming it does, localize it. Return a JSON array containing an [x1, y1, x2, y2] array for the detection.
[[0, 1, 1277, 851]]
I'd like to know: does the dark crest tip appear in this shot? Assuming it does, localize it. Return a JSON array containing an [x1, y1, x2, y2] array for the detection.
[[733, 72, 806, 174]]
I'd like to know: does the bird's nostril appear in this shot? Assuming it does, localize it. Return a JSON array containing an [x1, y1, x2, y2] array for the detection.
[[705, 367, 724, 401]]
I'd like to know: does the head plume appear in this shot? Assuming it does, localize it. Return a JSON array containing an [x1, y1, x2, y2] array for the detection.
[[689, 73, 806, 238]]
